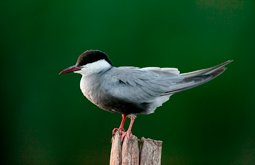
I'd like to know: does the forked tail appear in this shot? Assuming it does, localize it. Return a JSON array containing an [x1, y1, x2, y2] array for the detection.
[[162, 60, 233, 95]]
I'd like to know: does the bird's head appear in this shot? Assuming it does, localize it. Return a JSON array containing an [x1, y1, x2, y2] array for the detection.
[[59, 50, 113, 76]]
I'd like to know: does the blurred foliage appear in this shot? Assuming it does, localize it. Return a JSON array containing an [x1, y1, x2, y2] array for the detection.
[[1, 0, 255, 164]]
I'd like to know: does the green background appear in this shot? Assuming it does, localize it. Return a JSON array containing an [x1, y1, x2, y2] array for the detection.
[[1, 0, 255, 164]]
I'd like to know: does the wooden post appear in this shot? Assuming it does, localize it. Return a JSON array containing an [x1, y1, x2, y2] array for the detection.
[[110, 131, 163, 165], [139, 137, 163, 165], [110, 131, 122, 165]]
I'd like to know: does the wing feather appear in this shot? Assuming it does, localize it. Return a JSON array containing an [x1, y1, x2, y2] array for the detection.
[[103, 67, 183, 103], [98, 60, 232, 114]]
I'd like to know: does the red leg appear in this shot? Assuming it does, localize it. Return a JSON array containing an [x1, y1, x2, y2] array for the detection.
[[121, 115, 135, 141], [112, 114, 127, 135]]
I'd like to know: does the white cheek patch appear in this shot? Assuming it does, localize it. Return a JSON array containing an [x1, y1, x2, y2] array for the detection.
[[74, 59, 112, 76]]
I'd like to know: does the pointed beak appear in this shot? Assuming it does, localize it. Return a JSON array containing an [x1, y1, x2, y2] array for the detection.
[[59, 65, 81, 75]]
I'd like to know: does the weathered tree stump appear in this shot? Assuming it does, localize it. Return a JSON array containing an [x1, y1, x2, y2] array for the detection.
[[110, 131, 163, 165]]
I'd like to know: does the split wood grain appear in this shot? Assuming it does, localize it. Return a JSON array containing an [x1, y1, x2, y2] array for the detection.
[[110, 131, 162, 165], [110, 131, 122, 165], [140, 137, 162, 165]]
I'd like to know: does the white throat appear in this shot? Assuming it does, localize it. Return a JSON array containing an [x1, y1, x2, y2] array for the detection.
[[74, 59, 112, 76]]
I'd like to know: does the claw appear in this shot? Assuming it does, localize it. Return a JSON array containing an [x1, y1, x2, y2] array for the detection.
[[121, 131, 132, 141], [112, 127, 125, 136], [112, 128, 118, 136]]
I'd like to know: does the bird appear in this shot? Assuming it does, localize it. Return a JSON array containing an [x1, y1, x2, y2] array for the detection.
[[59, 50, 232, 140]]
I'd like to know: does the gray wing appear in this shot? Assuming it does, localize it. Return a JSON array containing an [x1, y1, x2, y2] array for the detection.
[[102, 60, 232, 102], [100, 60, 232, 114], [102, 67, 184, 104]]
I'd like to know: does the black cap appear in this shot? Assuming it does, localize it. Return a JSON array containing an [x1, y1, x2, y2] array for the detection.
[[76, 50, 113, 67]]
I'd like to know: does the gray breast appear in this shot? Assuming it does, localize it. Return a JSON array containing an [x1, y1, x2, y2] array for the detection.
[[80, 75, 105, 107], [79, 73, 151, 115]]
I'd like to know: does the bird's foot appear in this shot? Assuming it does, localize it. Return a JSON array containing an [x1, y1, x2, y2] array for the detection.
[[111, 127, 126, 142], [112, 127, 125, 136], [121, 130, 132, 141]]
